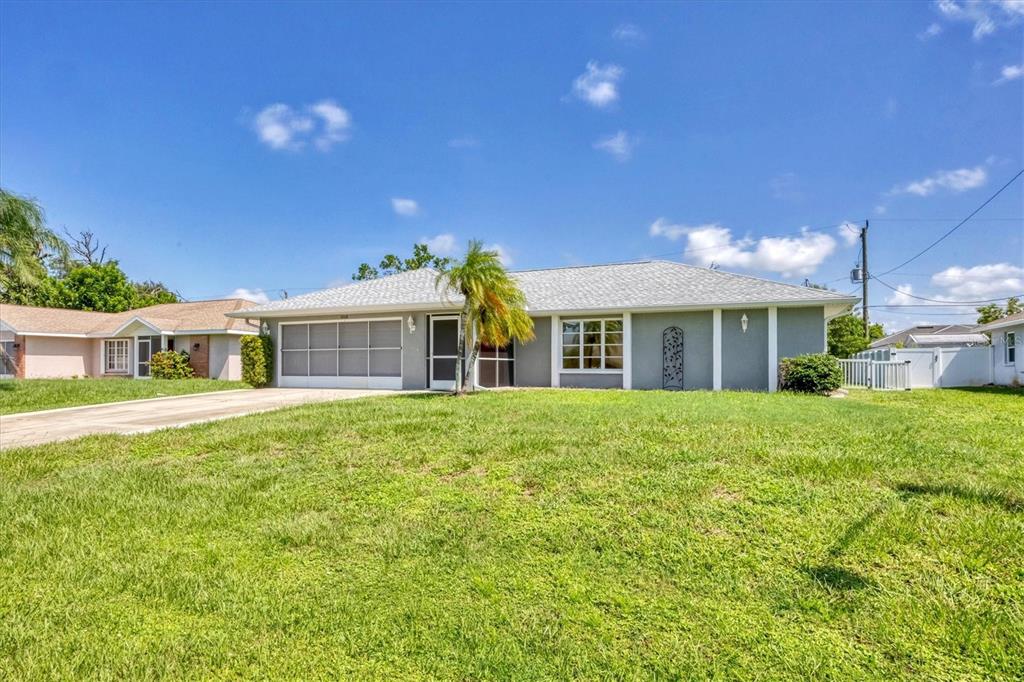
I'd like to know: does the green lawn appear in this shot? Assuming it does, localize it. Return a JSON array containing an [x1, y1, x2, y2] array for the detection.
[[0, 378, 249, 415], [0, 388, 1021, 679]]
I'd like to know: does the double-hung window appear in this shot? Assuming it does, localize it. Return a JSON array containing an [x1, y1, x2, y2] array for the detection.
[[561, 318, 623, 370], [1007, 332, 1016, 365], [104, 339, 129, 373]]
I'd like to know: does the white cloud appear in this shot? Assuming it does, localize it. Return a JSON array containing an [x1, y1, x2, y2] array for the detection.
[[649, 220, 837, 277], [448, 135, 480, 149], [229, 287, 271, 304], [571, 62, 624, 108], [837, 221, 861, 247], [994, 63, 1024, 84], [250, 100, 351, 151], [884, 283, 919, 307], [918, 22, 944, 39], [874, 204, 888, 215], [391, 197, 420, 217], [770, 172, 803, 200], [931, 262, 1024, 298], [934, 0, 1024, 40], [593, 130, 634, 161], [422, 232, 457, 255], [890, 165, 988, 196], [308, 100, 352, 150], [485, 243, 512, 266], [612, 23, 646, 44]]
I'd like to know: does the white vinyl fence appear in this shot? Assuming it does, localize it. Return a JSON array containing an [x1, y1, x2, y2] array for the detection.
[[849, 346, 993, 389], [839, 358, 911, 390]]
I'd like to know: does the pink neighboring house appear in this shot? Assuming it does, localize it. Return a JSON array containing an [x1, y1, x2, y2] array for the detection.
[[0, 299, 257, 380]]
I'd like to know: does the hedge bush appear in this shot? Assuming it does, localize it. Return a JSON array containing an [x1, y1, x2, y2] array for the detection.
[[150, 350, 195, 379], [778, 353, 842, 395], [241, 334, 274, 387]]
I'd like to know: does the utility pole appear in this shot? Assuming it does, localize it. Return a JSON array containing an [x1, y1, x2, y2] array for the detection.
[[861, 220, 869, 339]]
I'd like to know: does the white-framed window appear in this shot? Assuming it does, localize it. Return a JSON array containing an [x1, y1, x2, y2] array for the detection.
[[1007, 332, 1016, 365], [560, 318, 623, 371], [104, 339, 129, 373]]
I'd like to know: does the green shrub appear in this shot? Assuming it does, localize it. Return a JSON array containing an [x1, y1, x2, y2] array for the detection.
[[150, 350, 195, 379], [779, 353, 842, 395], [241, 334, 274, 387]]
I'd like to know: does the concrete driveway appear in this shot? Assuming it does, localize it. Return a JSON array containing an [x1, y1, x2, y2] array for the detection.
[[0, 388, 399, 449]]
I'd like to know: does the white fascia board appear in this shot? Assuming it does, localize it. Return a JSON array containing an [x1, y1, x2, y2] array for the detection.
[[225, 301, 459, 319], [975, 318, 1024, 333], [171, 328, 258, 336], [15, 331, 92, 338], [530, 299, 859, 317]]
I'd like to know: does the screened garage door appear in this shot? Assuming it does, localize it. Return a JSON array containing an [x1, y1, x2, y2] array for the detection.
[[279, 319, 402, 389]]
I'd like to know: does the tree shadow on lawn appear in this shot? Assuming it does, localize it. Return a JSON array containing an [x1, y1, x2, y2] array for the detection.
[[893, 482, 1023, 513], [801, 503, 885, 593], [937, 386, 1024, 397]]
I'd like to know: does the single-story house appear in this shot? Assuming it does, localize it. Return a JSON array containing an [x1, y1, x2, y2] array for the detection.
[[0, 299, 257, 380], [870, 324, 989, 351], [227, 261, 858, 392], [975, 312, 1023, 386]]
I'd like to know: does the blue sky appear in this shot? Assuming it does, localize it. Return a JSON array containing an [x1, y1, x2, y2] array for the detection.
[[1, 1, 1021, 330]]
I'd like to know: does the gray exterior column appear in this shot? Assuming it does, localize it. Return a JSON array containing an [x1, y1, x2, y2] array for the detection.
[[712, 308, 722, 390], [768, 306, 778, 392]]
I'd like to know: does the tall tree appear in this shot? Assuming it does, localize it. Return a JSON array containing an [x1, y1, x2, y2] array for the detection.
[[0, 188, 69, 300], [50, 261, 138, 312], [828, 313, 884, 358], [435, 240, 534, 393], [353, 243, 453, 280], [133, 280, 180, 307], [977, 297, 1020, 324]]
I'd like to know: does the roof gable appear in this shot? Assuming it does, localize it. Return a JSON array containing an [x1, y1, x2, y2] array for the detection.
[[0, 299, 258, 335]]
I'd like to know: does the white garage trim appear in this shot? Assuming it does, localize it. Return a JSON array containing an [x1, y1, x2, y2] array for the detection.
[[277, 318, 403, 389]]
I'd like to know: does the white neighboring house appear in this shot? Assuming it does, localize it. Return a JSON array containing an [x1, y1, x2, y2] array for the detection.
[[870, 324, 989, 351], [975, 312, 1024, 387]]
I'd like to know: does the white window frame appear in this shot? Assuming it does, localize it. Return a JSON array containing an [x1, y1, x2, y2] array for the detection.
[[559, 317, 624, 373], [277, 318, 403, 389], [1006, 332, 1016, 365], [104, 338, 130, 374]]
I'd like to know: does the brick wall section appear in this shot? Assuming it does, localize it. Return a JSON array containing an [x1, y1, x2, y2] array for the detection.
[[15, 335, 26, 379], [189, 335, 210, 378]]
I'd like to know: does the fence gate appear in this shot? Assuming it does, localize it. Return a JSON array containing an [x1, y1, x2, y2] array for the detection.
[[662, 327, 684, 390], [838, 358, 911, 390]]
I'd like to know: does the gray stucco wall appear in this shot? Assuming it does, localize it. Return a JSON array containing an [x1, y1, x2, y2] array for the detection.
[[261, 311, 430, 389], [631, 311, 714, 390], [515, 316, 551, 387], [722, 309, 768, 391], [560, 372, 623, 389], [778, 306, 825, 359]]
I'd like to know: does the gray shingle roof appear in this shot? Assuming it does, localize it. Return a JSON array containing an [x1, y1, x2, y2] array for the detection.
[[233, 260, 857, 317]]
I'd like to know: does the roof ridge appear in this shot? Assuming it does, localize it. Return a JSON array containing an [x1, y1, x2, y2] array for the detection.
[[511, 260, 652, 274]]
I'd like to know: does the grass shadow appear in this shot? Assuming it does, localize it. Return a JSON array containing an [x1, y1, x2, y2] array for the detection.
[[801, 564, 875, 591], [894, 482, 1023, 513], [936, 386, 1023, 397], [0, 380, 15, 392]]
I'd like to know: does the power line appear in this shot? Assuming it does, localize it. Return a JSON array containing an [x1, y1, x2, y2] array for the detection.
[[873, 276, 1022, 304], [874, 168, 1024, 277]]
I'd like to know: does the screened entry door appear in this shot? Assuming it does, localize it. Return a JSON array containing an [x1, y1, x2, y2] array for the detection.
[[430, 316, 459, 391], [136, 338, 151, 378], [279, 319, 403, 389]]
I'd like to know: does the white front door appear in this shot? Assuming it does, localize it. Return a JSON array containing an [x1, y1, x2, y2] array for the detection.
[[430, 316, 459, 391]]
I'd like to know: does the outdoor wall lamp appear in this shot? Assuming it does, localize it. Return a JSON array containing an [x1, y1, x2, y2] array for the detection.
[[741, 314, 749, 333], [260, 322, 270, 335], [407, 316, 416, 333]]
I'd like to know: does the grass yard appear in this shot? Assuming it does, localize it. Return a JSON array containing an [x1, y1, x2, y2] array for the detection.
[[0, 378, 249, 415], [0, 388, 1021, 679]]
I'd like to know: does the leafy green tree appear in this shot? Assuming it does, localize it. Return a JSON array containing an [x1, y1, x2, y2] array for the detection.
[[50, 261, 138, 312], [0, 188, 69, 301], [133, 280, 180, 307], [828, 313, 884, 358], [434, 240, 534, 393], [976, 297, 1020, 325], [353, 243, 454, 280]]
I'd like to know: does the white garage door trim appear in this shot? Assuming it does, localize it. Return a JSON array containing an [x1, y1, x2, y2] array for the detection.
[[277, 318, 403, 389]]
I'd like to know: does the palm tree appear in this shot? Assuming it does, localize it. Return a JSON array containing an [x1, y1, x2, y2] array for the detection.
[[435, 240, 534, 393], [0, 189, 68, 295]]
